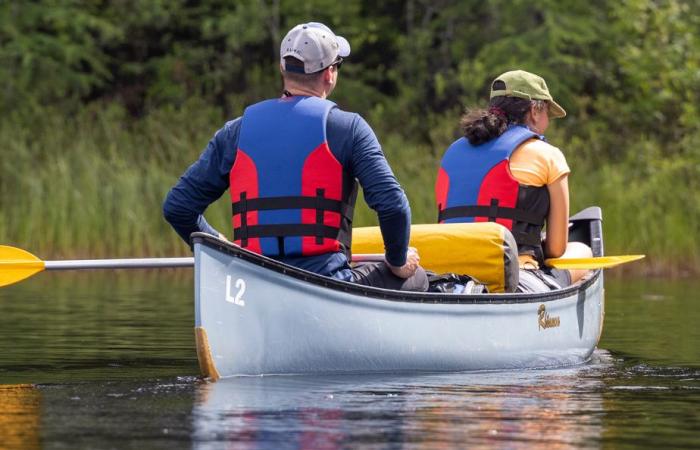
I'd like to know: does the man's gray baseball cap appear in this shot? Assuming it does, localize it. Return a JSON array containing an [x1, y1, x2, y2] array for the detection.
[[280, 22, 350, 74]]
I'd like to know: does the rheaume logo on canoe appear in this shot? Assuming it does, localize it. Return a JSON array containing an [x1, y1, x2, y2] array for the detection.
[[538, 304, 560, 330]]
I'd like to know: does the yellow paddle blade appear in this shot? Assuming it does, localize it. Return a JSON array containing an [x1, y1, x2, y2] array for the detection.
[[0, 246, 46, 287], [545, 254, 645, 270]]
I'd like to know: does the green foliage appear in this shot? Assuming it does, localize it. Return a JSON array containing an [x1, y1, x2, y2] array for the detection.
[[0, 2, 118, 110], [0, 100, 226, 257], [0, 0, 698, 272]]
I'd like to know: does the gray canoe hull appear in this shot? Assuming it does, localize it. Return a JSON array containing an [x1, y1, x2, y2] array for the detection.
[[192, 208, 605, 379]]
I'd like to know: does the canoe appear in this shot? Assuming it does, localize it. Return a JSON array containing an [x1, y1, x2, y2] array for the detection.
[[192, 207, 605, 380]]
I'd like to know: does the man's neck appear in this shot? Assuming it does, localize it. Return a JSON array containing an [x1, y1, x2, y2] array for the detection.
[[283, 85, 327, 99]]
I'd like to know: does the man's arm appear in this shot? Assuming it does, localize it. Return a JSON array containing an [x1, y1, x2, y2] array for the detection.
[[346, 115, 411, 267], [162, 119, 241, 246]]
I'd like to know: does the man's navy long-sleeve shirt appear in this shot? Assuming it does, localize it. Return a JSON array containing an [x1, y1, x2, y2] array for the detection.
[[162, 103, 411, 281]]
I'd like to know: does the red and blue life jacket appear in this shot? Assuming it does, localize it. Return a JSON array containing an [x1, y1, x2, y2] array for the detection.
[[435, 125, 550, 258], [230, 96, 357, 257]]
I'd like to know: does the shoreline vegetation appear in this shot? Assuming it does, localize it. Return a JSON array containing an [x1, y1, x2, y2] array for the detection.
[[1, 103, 696, 277], [1, 1, 698, 277]]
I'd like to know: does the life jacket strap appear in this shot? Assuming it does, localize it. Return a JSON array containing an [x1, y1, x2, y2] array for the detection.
[[232, 191, 353, 252], [232, 195, 354, 220], [239, 192, 249, 247], [233, 224, 347, 242], [510, 230, 543, 247], [438, 204, 545, 226]]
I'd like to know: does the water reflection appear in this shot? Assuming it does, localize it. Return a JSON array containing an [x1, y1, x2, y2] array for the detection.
[[599, 362, 700, 448], [0, 274, 698, 448], [0, 384, 41, 450], [0, 271, 197, 384], [192, 352, 611, 449]]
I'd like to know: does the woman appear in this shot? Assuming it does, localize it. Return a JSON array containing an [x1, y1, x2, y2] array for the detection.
[[435, 70, 591, 292]]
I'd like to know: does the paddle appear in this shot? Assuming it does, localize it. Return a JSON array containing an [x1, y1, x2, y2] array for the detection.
[[544, 254, 645, 270], [0, 244, 645, 288], [356, 253, 647, 270], [0, 245, 386, 288], [0, 245, 194, 288]]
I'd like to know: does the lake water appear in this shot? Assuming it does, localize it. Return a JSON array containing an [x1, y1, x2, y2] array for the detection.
[[0, 272, 698, 449]]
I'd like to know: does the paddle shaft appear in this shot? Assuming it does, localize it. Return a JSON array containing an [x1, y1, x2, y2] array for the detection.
[[355, 254, 647, 270], [43, 257, 194, 270], [40, 254, 644, 270], [40, 255, 382, 270], [39, 253, 384, 270]]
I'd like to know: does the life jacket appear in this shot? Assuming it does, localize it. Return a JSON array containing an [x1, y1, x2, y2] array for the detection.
[[435, 125, 549, 259], [230, 96, 358, 258]]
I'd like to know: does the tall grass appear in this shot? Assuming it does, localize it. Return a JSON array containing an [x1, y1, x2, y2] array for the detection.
[[0, 101, 226, 257], [568, 152, 700, 276], [1, 104, 698, 274]]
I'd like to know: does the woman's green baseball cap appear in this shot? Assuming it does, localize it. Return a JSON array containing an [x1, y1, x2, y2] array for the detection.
[[490, 70, 566, 118]]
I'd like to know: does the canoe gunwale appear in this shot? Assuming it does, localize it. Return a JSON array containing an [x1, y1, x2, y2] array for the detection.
[[191, 232, 601, 305]]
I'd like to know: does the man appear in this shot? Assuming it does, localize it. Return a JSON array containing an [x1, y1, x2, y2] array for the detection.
[[163, 22, 427, 291]]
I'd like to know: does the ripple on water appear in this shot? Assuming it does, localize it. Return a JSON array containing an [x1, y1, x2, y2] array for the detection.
[[0, 275, 698, 448]]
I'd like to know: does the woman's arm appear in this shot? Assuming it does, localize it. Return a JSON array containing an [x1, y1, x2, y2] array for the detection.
[[544, 175, 570, 258]]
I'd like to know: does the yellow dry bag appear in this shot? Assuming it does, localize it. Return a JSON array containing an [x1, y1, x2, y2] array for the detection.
[[351, 222, 519, 293]]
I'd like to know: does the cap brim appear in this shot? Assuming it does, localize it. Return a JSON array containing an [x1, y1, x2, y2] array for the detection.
[[549, 100, 566, 118], [336, 36, 351, 58]]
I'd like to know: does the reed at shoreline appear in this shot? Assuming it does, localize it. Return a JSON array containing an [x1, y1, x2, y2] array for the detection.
[[1, 104, 697, 276]]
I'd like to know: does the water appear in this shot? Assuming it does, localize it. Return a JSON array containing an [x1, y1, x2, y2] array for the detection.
[[0, 272, 698, 449]]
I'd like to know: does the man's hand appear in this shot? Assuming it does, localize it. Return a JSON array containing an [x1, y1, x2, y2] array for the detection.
[[386, 247, 420, 279], [218, 232, 235, 245]]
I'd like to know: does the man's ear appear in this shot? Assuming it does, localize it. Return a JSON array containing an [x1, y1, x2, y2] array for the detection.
[[323, 66, 334, 83]]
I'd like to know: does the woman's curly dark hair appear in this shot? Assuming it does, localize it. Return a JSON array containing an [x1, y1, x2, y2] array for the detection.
[[460, 80, 538, 145]]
